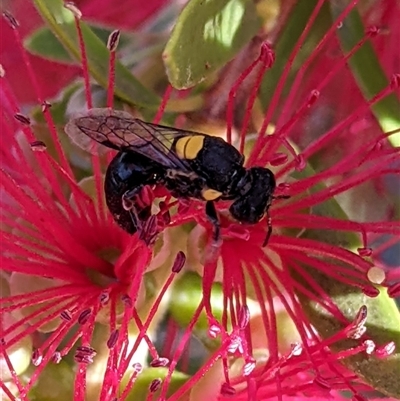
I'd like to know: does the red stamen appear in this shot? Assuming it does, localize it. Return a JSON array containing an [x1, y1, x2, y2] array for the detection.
[[106, 30, 120, 108]]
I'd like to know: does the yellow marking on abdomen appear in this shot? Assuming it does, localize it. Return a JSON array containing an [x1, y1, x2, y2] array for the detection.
[[202, 188, 222, 201], [175, 135, 205, 160]]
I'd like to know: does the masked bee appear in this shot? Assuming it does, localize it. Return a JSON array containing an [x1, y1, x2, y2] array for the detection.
[[65, 108, 276, 245]]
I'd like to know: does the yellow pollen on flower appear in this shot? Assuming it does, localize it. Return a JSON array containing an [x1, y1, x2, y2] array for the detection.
[[367, 266, 386, 285]]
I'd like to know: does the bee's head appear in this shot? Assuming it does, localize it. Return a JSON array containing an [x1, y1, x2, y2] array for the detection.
[[229, 167, 276, 224]]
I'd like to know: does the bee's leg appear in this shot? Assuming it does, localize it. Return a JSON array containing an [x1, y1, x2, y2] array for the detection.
[[139, 215, 159, 246], [261, 194, 289, 247], [262, 208, 273, 247], [205, 201, 221, 244], [122, 187, 144, 233]]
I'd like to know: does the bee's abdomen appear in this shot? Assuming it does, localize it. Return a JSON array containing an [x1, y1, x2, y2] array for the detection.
[[104, 151, 162, 234]]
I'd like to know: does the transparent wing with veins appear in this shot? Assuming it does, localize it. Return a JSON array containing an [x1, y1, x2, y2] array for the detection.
[[64, 108, 195, 171]]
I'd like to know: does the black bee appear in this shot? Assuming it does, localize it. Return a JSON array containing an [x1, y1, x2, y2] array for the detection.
[[65, 108, 276, 245]]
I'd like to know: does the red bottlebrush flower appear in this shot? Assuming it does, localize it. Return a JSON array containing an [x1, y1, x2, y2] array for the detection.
[[211, 309, 395, 401], [0, 0, 169, 103], [1, 1, 399, 401], [0, 7, 182, 400]]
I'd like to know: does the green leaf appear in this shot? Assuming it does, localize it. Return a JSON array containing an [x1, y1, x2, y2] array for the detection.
[[25, 25, 131, 64], [163, 0, 261, 89], [297, 268, 400, 398], [330, 2, 400, 147], [32, 0, 160, 109], [25, 26, 73, 63]]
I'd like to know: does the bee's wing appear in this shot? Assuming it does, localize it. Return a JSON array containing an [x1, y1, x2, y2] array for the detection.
[[64, 108, 193, 170]]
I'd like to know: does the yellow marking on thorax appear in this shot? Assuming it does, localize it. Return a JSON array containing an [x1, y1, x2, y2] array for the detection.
[[175, 135, 205, 160], [202, 188, 222, 201]]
